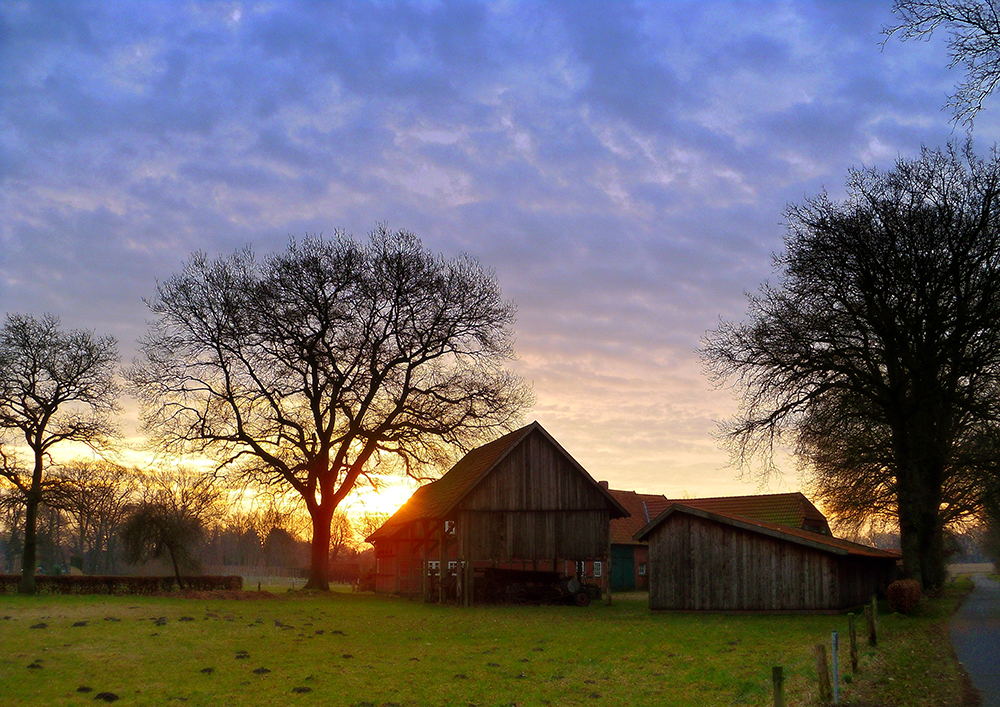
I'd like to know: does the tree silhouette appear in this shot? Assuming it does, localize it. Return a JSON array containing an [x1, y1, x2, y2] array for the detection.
[[130, 228, 531, 589], [121, 470, 219, 589], [0, 314, 119, 593], [887, 0, 1000, 124], [703, 144, 1000, 588]]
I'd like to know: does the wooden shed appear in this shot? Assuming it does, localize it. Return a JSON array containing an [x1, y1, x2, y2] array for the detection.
[[366, 421, 629, 605], [607, 490, 832, 592], [634, 504, 898, 611]]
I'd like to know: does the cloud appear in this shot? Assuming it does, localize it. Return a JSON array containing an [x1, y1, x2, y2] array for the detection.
[[0, 0, 992, 501]]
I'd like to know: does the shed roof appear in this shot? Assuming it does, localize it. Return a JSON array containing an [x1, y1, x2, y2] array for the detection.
[[633, 503, 899, 559], [367, 421, 628, 543], [675, 492, 830, 533], [610, 490, 831, 545]]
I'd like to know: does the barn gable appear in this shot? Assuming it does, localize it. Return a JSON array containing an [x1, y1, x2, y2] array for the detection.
[[368, 422, 626, 542], [459, 425, 624, 513]]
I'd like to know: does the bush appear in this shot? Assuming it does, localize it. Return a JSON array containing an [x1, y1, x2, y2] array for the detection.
[[0, 574, 242, 595], [887, 578, 922, 613]]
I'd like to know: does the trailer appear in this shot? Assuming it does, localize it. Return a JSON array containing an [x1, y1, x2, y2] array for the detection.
[[478, 567, 599, 606]]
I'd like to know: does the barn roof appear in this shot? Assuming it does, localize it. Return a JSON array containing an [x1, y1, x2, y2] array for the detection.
[[608, 490, 671, 545], [633, 504, 899, 559], [367, 421, 628, 543]]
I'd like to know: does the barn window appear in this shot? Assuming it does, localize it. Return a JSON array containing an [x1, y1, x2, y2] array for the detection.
[[638, 562, 647, 576], [427, 560, 440, 570], [593, 561, 602, 578]]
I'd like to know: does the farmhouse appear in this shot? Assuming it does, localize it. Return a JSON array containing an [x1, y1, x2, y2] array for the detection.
[[634, 503, 898, 611], [608, 490, 832, 591], [366, 421, 629, 605]]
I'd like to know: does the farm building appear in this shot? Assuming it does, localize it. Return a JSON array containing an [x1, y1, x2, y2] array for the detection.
[[366, 421, 629, 605], [607, 490, 832, 592], [634, 503, 898, 611], [607, 490, 670, 591]]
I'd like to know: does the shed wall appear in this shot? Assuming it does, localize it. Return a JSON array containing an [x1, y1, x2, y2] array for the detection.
[[648, 513, 842, 611]]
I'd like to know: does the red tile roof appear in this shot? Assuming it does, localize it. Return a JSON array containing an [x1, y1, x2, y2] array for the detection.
[[675, 492, 831, 534], [608, 490, 670, 545], [366, 421, 628, 542], [634, 504, 900, 559], [610, 490, 831, 545]]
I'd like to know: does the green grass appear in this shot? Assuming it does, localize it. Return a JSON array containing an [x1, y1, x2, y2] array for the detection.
[[0, 588, 971, 706]]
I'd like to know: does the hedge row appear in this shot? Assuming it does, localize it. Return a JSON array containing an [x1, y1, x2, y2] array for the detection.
[[0, 574, 243, 595]]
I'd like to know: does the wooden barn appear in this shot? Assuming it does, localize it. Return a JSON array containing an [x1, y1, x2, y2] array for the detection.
[[607, 490, 832, 592], [634, 504, 898, 611], [366, 421, 629, 605]]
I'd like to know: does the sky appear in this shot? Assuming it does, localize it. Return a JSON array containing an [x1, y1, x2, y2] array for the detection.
[[3, 1, 999, 513]]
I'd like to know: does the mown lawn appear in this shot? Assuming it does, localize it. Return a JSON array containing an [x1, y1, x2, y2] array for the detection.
[[0, 584, 972, 706]]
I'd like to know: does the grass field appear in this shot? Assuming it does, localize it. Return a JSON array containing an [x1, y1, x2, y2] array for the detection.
[[0, 583, 972, 706]]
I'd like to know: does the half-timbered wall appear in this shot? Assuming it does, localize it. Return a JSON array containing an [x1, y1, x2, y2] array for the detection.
[[647, 513, 893, 611]]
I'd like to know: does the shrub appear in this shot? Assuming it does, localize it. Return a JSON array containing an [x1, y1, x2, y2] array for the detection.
[[887, 578, 922, 613], [0, 574, 242, 595]]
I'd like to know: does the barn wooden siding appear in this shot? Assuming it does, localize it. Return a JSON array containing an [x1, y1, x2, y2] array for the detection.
[[455, 428, 613, 561], [647, 513, 893, 611], [457, 510, 611, 560]]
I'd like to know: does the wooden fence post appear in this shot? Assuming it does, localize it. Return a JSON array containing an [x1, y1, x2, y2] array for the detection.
[[831, 631, 839, 704], [848, 613, 859, 673], [864, 605, 877, 647], [815, 644, 832, 704], [772, 666, 785, 707]]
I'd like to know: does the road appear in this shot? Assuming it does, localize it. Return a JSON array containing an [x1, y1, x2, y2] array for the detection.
[[950, 574, 1000, 707]]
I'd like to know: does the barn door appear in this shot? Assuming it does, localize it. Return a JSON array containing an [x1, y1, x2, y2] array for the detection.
[[611, 545, 635, 591]]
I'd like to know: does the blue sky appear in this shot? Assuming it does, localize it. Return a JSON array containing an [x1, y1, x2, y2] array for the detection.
[[2, 1, 996, 503]]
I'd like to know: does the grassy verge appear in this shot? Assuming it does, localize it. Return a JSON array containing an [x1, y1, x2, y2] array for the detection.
[[0, 587, 972, 706], [843, 578, 975, 707]]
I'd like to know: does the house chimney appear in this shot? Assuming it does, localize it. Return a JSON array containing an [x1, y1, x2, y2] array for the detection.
[[598, 480, 609, 490]]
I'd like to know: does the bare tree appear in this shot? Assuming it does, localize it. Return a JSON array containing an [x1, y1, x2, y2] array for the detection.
[[886, 0, 1000, 125], [121, 468, 220, 588], [130, 228, 532, 590], [328, 511, 355, 562], [702, 144, 1000, 589], [0, 314, 120, 593], [51, 460, 137, 574]]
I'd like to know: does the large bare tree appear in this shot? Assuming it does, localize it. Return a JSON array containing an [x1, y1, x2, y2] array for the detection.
[[130, 227, 532, 589], [702, 144, 1000, 589], [0, 313, 120, 593]]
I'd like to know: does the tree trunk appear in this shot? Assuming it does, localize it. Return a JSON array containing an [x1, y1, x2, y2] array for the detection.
[[19, 493, 39, 594], [304, 503, 333, 591], [18, 453, 45, 595], [168, 546, 185, 590], [895, 438, 948, 590]]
